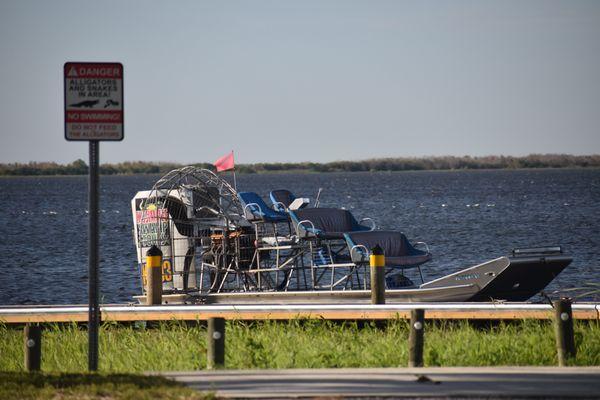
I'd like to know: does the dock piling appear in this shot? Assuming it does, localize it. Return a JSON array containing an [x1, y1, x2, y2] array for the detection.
[[408, 309, 425, 367], [146, 245, 163, 306], [553, 298, 576, 366], [207, 317, 225, 369], [24, 324, 41, 372], [370, 245, 385, 305]]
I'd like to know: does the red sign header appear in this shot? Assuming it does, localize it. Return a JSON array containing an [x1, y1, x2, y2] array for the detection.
[[65, 63, 122, 79]]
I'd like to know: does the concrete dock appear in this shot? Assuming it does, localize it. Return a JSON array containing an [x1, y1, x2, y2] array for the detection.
[[160, 367, 600, 399]]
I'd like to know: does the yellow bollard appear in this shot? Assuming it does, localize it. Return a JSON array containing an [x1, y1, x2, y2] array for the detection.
[[146, 245, 163, 306], [370, 244, 386, 305]]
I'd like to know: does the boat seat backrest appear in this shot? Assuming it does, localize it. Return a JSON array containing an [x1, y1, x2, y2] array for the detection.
[[269, 189, 296, 211], [344, 230, 432, 267], [238, 191, 287, 222], [345, 231, 414, 257], [291, 208, 367, 238]]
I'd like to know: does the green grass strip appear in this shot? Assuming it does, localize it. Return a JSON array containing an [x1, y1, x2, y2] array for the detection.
[[1, 319, 599, 372], [0, 371, 213, 400]]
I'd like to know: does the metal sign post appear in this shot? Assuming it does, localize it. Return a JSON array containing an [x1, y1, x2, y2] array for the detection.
[[64, 62, 123, 372], [88, 140, 100, 371]]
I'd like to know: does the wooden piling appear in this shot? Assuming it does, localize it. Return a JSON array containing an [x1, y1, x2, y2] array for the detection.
[[146, 245, 163, 306], [370, 245, 385, 305], [207, 317, 225, 369], [408, 309, 425, 367], [24, 324, 41, 372], [553, 298, 576, 366]]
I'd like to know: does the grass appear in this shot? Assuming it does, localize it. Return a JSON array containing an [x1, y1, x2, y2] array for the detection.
[[0, 371, 213, 400], [1, 319, 599, 373]]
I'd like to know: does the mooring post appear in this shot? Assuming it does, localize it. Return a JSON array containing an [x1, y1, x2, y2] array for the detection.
[[409, 309, 425, 367], [553, 298, 576, 366], [207, 317, 226, 369], [24, 323, 41, 372], [370, 244, 385, 305], [146, 245, 163, 306]]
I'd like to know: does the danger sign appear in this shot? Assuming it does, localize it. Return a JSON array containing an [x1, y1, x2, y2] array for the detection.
[[64, 62, 124, 141]]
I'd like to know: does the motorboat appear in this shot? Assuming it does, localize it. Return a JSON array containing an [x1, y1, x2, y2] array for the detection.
[[131, 167, 571, 304]]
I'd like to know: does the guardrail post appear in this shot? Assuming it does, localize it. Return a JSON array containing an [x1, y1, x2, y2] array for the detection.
[[24, 324, 41, 372], [146, 245, 163, 306], [408, 309, 425, 367], [207, 317, 225, 369], [553, 298, 576, 366], [370, 245, 385, 305]]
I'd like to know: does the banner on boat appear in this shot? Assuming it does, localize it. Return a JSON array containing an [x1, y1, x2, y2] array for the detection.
[[135, 206, 171, 247], [64, 62, 124, 141]]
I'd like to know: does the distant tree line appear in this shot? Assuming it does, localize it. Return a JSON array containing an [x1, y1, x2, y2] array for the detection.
[[1, 154, 599, 176]]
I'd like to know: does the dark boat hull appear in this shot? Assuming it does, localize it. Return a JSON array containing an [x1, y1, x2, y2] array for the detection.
[[469, 254, 572, 301]]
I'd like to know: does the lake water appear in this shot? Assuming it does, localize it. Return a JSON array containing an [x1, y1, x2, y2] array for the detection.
[[0, 169, 598, 305]]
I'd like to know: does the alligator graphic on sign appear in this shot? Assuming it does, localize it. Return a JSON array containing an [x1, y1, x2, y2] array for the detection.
[[104, 99, 120, 108], [70, 99, 99, 108]]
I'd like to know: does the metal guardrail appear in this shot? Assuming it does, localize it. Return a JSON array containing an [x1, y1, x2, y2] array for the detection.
[[1, 303, 599, 324], [9, 300, 593, 370]]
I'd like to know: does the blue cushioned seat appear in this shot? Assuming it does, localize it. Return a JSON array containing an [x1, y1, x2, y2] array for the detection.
[[238, 192, 289, 223]]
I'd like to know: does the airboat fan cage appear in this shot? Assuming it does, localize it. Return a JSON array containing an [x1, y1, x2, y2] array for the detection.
[[131, 166, 249, 295], [140, 166, 243, 234]]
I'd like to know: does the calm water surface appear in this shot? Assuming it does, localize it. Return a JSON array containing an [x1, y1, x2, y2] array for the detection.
[[1, 169, 598, 304]]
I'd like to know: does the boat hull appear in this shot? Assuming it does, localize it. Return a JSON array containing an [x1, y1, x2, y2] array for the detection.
[[468, 255, 572, 301], [135, 283, 480, 304], [133, 254, 571, 304]]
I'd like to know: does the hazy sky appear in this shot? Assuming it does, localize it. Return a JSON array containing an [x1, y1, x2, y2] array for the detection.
[[1, 0, 599, 164]]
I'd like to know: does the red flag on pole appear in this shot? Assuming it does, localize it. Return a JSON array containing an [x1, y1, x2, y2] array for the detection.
[[214, 151, 235, 172]]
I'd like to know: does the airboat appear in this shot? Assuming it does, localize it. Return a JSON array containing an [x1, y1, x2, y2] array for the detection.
[[131, 166, 571, 304]]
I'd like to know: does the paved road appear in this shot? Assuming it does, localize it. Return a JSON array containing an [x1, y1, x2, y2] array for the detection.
[[161, 367, 600, 399]]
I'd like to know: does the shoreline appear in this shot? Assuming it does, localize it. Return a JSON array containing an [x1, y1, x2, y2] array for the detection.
[[1, 166, 600, 178], [1, 166, 599, 178], [2, 154, 600, 177]]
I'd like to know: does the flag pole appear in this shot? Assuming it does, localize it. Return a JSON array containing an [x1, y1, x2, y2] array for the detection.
[[232, 150, 237, 191]]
